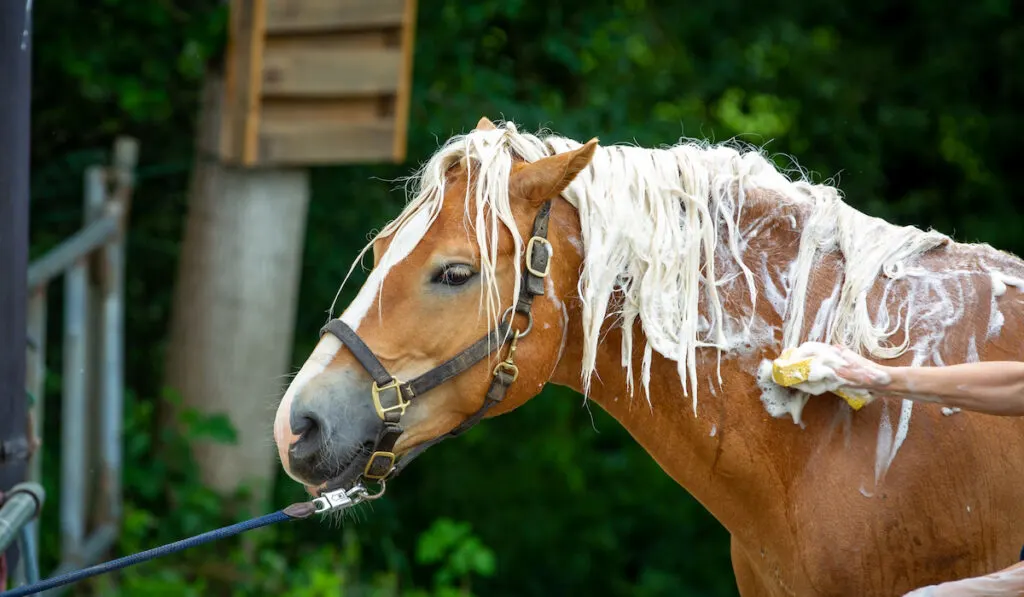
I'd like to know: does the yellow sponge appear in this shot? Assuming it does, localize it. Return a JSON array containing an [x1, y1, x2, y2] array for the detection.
[[771, 347, 872, 411]]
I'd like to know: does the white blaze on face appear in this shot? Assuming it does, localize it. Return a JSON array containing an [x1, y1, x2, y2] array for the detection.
[[274, 208, 435, 482], [340, 208, 435, 330]]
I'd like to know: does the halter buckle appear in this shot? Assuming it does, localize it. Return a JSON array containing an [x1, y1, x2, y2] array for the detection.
[[492, 329, 521, 382], [493, 360, 519, 382], [371, 379, 409, 420], [363, 451, 396, 481], [525, 236, 552, 278]]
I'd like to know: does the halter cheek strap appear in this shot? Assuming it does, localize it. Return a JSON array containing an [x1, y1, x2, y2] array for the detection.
[[318, 200, 554, 488]]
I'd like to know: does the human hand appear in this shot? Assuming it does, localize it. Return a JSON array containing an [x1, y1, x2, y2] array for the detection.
[[831, 345, 893, 389]]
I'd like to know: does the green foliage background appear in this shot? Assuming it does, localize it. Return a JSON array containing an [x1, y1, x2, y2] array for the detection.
[[25, 0, 1023, 596]]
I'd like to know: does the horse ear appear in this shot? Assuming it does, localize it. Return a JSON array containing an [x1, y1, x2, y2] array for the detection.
[[476, 116, 497, 131], [511, 138, 598, 205]]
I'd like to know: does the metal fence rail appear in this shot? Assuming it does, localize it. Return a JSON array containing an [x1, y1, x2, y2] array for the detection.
[[11, 136, 139, 594]]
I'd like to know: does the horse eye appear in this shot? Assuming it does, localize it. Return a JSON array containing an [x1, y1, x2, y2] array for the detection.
[[433, 264, 476, 287]]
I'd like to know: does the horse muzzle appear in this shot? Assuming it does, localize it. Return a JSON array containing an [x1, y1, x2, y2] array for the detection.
[[280, 366, 384, 490]]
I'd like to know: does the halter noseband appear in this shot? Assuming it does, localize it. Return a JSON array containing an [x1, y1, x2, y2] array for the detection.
[[317, 200, 554, 490]]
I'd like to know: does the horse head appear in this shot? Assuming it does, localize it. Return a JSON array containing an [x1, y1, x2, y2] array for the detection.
[[273, 117, 596, 494]]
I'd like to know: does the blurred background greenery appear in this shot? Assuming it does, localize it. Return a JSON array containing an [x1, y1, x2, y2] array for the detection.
[[26, 0, 1022, 595]]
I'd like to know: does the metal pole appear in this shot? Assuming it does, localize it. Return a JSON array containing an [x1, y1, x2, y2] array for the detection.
[[26, 216, 118, 289], [25, 290, 46, 487], [60, 260, 87, 564], [0, 0, 33, 579], [84, 166, 104, 525], [18, 521, 40, 584], [100, 138, 137, 529], [0, 483, 45, 554], [25, 288, 47, 562]]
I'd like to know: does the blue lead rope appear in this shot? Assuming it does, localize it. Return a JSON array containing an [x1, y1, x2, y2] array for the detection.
[[1, 502, 316, 597]]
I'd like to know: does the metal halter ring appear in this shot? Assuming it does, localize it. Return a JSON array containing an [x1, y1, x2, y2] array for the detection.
[[360, 479, 387, 500], [500, 305, 533, 337]]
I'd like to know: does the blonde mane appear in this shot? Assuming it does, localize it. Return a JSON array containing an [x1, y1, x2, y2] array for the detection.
[[333, 120, 957, 412]]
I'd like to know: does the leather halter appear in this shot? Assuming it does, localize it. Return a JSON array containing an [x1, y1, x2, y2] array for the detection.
[[318, 200, 554, 490]]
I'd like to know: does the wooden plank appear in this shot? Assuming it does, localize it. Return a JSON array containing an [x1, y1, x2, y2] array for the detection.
[[260, 96, 395, 122], [391, 0, 417, 161], [266, 0, 407, 33], [221, 0, 267, 165], [258, 119, 396, 164], [262, 45, 402, 96], [262, 30, 395, 52]]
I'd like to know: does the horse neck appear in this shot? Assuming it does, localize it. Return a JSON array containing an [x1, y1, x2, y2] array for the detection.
[[547, 188, 809, 538]]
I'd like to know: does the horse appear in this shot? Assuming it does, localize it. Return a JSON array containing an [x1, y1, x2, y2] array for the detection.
[[272, 117, 1024, 596]]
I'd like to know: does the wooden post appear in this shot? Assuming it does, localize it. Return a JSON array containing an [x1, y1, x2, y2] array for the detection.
[[165, 0, 417, 510], [164, 75, 310, 510]]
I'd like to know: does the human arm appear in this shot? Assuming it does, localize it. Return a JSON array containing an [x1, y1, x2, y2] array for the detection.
[[833, 346, 1024, 417], [902, 559, 1024, 596]]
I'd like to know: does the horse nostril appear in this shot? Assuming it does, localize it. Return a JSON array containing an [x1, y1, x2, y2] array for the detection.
[[291, 414, 316, 437], [289, 408, 325, 453]]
